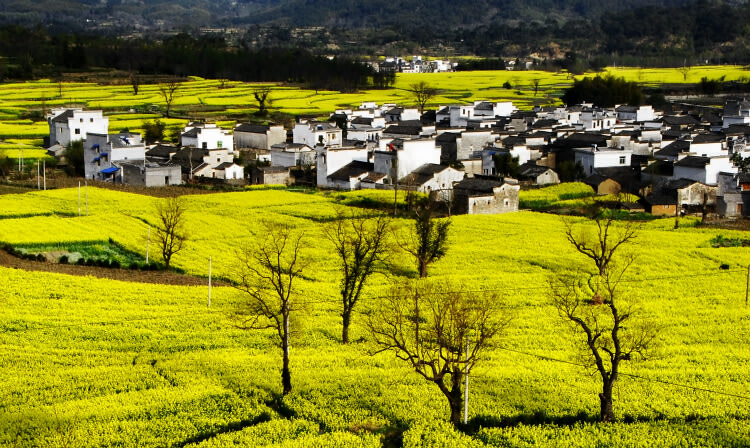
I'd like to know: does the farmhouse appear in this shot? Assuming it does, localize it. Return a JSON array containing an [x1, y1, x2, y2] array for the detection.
[[453, 177, 520, 215], [234, 123, 286, 150], [120, 161, 182, 187], [47, 108, 108, 148], [84, 131, 146, 182], [400, 164, 465, 198], [181, 123, 234, 152]]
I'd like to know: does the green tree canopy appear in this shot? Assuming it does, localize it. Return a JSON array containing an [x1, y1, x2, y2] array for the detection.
[[562, 75, 643, 107]]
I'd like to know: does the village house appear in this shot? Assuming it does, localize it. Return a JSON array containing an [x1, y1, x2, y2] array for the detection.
[[269, 143, 315, 167], [722, 99, 750, 129], [574, 145, 633, 176], [84, 131, 146, 182], [615, 105, 655, 123], [119, 161, 182, 187], [294, 120, 343, 147], [47, 108, 109, 148], [716, 172, 750, 217], [172, 146, 243, 181], [673, 154, 735, 185], [644, 178, 717, 216], [453, 177, 520, 215], [234, 123, 286, 150], [315, 142, 369, 188], [374, 137, 441, 183], [518, 162, 560, 185], [400, 163, 465, 199], [181, 123, 234, 152], [252, 166, 293, 186]]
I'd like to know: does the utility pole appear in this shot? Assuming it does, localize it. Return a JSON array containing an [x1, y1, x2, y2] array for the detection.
[[85, 181, 88, 215], [78, 181, 81, 216], [37, 161, 40, 189], [43, 159, 46, 190], [463, 334, 470, 425], [146, 226, 150, 265]]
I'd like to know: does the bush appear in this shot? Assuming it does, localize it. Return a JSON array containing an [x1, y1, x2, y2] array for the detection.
[[58, 255, 69, 264]]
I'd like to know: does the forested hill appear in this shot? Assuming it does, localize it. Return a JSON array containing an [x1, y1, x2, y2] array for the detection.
[[236, 0, 695, 28], [0, 0, 701, 31], [2, 0, 750, 64]]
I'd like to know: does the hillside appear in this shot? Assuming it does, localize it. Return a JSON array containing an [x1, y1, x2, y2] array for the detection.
[[0, 0, 699, 32]]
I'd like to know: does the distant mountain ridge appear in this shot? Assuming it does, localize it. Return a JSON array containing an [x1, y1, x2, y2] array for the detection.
[[0, 0, 700, 31]]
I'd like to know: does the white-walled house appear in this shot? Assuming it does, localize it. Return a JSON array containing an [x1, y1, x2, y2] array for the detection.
[[616, 105, 655, 123], [84, 131, 146, 181], [673, 155, 736, 185], [456, 130, 495, 160], [689, 134, 726, 157], [47, 108, 108, 147], [213, 162, 244, 180], [374, 137, 441, 182], [316, 144, 369, 188], [172, 147, 241, 181], [581, 109, 617, 131], [574, 146, 633, 176], [348, 124, 383, 143], [401, 164, 465, 199], [270, 143, 315, 167], [181, 123, 234, 153], [294, 121, 343, 148]]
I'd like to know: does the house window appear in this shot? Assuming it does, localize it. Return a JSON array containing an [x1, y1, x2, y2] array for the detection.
[[165, 176, 170, 185], [217, 141, 223, 148], [80, 118, 83, 123], [75, 129, 80, 135], [202, 142, 208, 149], [504, 199, 509, 207], [619, 156, 626, 164], [90, 118, 94, 122]]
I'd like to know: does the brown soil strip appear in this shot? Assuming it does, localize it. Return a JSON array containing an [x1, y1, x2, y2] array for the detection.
[[0, 249, 229, 287]]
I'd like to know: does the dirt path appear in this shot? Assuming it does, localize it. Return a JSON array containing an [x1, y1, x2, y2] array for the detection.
[[0, 249, 229, 287]]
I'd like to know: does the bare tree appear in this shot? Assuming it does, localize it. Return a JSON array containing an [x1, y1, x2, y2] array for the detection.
[[550, 217, 655, 422], [158, 81, 181, 118], [563, 217, 636, 276], [678, 63, 691, 82], [154, 196, 188, 269], [232, 223, 307, 396], [532, 78, 541, 97], [324, 209, 391, 344], [401, 205, 451, 278], [253, 85, 273, 116], [368, 281, 508, 426], [130, 74, 140, 95], [408, 81, 437, 114]]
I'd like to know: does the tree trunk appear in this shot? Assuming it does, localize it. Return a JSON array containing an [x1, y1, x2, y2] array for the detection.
[[341, 310, 351, 344], [599, 380, 615, 422], [419, 260, 428, 278], [448, 368, 464, 426]]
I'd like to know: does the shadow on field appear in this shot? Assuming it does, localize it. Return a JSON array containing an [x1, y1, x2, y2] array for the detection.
[[462, 411, 750, 448], [174, 412, 271, 447], [462, 410, 596, 433]]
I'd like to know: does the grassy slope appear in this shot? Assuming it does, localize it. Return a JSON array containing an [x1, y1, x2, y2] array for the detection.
[[0, 187, 749, 447]]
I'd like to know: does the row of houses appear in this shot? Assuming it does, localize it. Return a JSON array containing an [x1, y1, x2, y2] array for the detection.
[[45, 96, 750, 217]]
